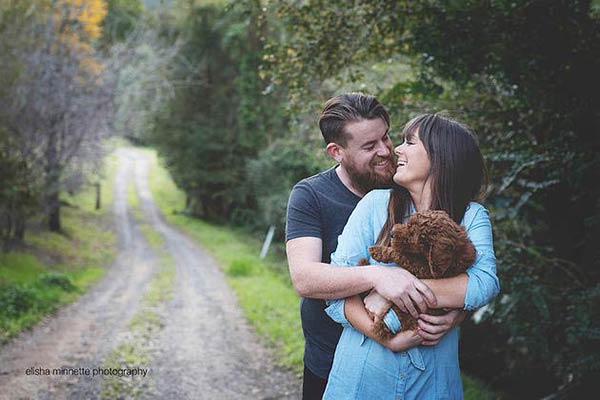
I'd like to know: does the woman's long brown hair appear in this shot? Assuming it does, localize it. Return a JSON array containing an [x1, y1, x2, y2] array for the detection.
[[375, 113, 488, 246]]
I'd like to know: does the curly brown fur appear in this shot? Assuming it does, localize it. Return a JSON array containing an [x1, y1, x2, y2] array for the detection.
[[368, 210, 476, 340]]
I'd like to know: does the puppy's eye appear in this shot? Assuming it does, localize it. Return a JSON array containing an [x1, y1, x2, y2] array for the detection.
[[390, 231, 395, 239]]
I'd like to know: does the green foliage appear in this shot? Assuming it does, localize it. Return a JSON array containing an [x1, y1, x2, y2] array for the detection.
[[246, 139, 327, 235], [39, 272, 77, 292], [100, 0, 143, 46], [0, 284, 38, 319], [262, 0, 600, 397], [0, 150, 117, 344], [0, 273, 76, 343], [227, 257, 255, 277], [150, 1, 289, 224]]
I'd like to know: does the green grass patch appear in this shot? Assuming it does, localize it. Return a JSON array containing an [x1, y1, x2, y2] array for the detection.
[[137, 223, 164, 250], [229, 273, 303, 369], [0, 147, 119, 346], [101, 341, 152, 400], [0, 253, 44, 285], [227, 256, 256, 277], [143, 254, 175, 307]]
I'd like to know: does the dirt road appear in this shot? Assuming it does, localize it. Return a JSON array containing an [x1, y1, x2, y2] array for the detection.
[[0, 148, 300, 399]]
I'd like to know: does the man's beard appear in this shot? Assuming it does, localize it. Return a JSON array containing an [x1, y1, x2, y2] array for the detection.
[[345, 154, 396, 194]]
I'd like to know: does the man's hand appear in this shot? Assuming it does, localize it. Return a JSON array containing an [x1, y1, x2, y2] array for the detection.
[[384, 329, 423, 352], [417, 309, 467, 346], [363, 290, 392, 320], [371, 267, 437, 318]]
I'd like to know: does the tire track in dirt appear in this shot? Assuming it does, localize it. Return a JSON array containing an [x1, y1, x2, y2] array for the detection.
[[130, 150, 300, 399], [0, 149, 158, 400], [0, 148, 301, 399]]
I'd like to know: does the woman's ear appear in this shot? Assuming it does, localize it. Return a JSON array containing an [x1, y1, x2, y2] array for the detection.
[[326, 142, 344, 163]]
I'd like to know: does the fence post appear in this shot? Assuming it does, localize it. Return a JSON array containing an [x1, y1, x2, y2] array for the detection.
[[260, 225, 275, 259]]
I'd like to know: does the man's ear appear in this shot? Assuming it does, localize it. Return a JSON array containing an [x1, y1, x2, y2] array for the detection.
[[325, 142, 344, 163]]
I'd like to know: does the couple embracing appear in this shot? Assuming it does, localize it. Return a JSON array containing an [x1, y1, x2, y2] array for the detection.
[[285, 93, 500, 399]]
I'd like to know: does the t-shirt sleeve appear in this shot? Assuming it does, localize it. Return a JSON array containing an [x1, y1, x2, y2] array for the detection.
[[286, 181, 322, 241]]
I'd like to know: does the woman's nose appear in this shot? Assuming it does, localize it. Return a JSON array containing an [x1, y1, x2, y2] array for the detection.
[[394, 144, 403, 155]]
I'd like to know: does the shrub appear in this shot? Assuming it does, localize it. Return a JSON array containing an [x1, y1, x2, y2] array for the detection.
[[0, 284, 38, 318], [39, 272, 76, 292]]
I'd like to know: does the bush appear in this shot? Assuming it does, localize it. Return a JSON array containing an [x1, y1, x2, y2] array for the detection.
[[246, 138, 328, 238], [39, 272, 77, 292], [0, 284, 38, 318]]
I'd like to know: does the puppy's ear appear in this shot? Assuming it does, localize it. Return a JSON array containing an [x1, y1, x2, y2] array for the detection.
[[427, 236, 455, 278], [456, 237, 477, 269], [390, 223, 408, 248]]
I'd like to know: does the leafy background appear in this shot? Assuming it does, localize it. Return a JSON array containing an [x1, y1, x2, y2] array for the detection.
[[1, 1, 598, 398]]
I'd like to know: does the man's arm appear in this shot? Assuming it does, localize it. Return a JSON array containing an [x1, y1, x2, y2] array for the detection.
[[422, 274, 468, 308], [287, 237, 437, 317], [364, 275, 468, 345]]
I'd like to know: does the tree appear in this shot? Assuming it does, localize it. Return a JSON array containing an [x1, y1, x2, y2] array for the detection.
[[151, 1, 287, 223], [266, 0, 600, 396], [0, 0, 114, 238]]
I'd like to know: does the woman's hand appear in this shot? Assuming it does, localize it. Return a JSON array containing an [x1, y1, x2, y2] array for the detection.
[[384, 330, 423, 352], [417, 309, 467, 346], [363, 290, 392, 320]]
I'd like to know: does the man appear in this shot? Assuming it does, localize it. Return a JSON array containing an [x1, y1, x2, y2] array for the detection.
[[286, 93, 467, 399]]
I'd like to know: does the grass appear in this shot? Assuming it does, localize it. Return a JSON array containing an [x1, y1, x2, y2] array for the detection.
[[143, 146, 500, 396], [0, 149, 118, 345], [101, 248, 175, 399]]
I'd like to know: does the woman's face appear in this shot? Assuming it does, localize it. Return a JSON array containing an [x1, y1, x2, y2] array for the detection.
[[393, 128, 431, 191]]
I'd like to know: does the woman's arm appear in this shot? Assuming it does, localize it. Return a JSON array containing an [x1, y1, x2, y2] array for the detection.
[[363, 288, 467, 346], [345, 295, 423, 352], [364, 204, 500, 344], [424, 205, 500, 310]]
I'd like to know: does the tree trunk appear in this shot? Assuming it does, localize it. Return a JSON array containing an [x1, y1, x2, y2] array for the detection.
[[15, 209, 25, 240], [95, 182, 101, 210], [47, 189, 61, 231]]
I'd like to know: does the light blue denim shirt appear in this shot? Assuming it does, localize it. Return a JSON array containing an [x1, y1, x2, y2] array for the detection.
[[324, 189, 500, 400]]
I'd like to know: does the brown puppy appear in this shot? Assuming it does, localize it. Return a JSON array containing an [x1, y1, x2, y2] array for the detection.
[[359, 210, 476, 339]]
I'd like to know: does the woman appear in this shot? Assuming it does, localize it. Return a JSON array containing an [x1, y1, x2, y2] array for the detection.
[[323, 113, 500, 399]]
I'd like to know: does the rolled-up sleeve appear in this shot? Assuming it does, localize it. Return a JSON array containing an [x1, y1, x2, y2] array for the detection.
[[324, 299, 351, 327], [463, 206, 501, 310], [324, 191, 379, 326]]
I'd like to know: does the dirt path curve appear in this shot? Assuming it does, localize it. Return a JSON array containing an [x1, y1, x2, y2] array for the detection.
[[0, 148, 300, 399]]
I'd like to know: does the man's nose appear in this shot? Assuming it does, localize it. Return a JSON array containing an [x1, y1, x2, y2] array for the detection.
[[377, 141, 391, 156]]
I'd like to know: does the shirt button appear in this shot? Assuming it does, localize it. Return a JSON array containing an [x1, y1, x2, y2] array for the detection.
[[399, 372, 406, 380]]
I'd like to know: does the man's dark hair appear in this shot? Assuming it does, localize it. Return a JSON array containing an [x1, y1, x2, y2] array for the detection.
[[318, 93, 390, 146]]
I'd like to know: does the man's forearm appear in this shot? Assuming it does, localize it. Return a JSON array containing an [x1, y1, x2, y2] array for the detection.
[[422, 274, 468, 309], [290, 262, 380, 299]]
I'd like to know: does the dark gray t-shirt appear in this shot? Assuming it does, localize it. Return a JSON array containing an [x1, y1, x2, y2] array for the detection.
[[285, 167, 361, 379]]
